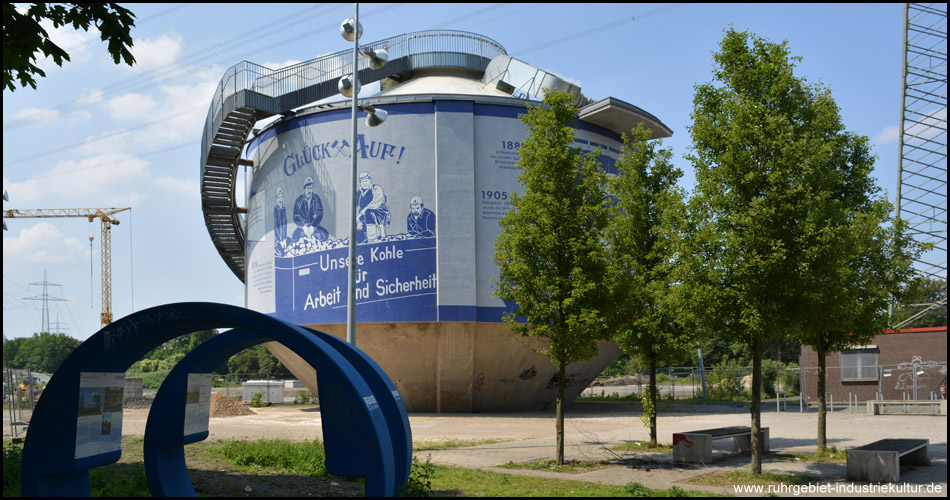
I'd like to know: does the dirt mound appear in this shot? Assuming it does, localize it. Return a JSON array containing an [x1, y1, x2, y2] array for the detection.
[[210, 393, 256, 418]]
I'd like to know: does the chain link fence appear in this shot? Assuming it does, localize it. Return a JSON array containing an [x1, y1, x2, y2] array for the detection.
[[586, 365, 802, 402], [123, 372, 317, 405]]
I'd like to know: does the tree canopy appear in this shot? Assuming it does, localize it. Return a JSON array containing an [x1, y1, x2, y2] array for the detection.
[[679, 27, 861, 473], [2, 332, 81, 373], [493, 89, 612, 464], [605, 124, 691, 445], [3, 3, 136, 92]]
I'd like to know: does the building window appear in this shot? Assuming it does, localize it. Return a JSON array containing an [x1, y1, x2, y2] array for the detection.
[[840, 347, 879, 382]]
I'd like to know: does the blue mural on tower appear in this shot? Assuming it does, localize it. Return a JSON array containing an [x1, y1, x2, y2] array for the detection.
[[246, 108, 438, 325]]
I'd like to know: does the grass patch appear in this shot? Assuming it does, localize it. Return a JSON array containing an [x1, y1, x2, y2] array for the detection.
[[5, 439, 151, 497], [497, 458, 615, 474], [611, 441, 673, 454], [772, 446, 847, 463], [207, 438, 328, 476], [429, 464, 708, 496], [88, 462, 151, 497], [689, 468, 812, 487], [413, 437, 521, 451], [6, 436, 728, 497]]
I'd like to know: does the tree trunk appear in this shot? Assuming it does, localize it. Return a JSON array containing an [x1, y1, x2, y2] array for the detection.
[[649, 356, 658, 446], [817, 334, 827, 452], [556, 359, 566, 465], [751, 337, 762, 474]]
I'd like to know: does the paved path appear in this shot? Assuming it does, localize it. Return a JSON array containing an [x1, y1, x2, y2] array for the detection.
[[409, 401, 947, 496], [10, 396, 948, 496]]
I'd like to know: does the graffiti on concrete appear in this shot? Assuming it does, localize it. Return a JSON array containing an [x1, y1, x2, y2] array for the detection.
[[894, 355, 942, 391], [473, 372, 486, 391]]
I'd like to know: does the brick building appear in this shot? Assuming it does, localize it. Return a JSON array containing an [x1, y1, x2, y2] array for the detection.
[[799, 326, 947, 404]]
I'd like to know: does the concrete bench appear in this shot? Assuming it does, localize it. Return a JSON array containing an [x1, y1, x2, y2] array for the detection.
[[846, 438, 929, 483], [867, 400, 947, 415], [672, 426, 769, 463]]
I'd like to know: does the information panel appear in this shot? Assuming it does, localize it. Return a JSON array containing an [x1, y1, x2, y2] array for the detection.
[[75, 372, 124, 460], [183, 373, 212, 437]]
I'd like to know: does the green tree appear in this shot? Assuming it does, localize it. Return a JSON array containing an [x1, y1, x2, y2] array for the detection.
[[605, 125, 692, 446], [3, 3, 136, 92], [891, 277, 947, 328], [679, 28, 844, 473], [795, 194, 921, 450], [128, 330, 220, 374], [226, 345, 291, 377], [493, 89, 612, 465], [6, 332, 80, 373]]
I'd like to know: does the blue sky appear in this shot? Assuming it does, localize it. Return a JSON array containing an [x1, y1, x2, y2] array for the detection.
[[3, 3, 910, 341]]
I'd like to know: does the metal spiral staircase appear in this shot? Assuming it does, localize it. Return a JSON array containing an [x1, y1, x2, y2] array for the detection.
[[200, 31, 508, 280]]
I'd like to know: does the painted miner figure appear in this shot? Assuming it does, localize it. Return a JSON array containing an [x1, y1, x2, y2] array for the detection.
[[293, 176, 329, 243], [274, 186, 291, 255], [406, 195, 436, 238], [356, 171, 391, 243]]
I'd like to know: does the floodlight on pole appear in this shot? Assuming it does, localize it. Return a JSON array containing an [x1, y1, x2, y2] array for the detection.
[[360, 46, 389, 70], [360, 104, 387, 127], [338, 75, 360, 98], [342, 3, 387, 346]]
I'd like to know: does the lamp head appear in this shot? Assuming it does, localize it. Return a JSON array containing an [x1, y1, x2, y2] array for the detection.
[[340, 19, 362, 42], [360, 47, 389, 70], [362, 104, 387, 127], [338, 75, 360, 98]]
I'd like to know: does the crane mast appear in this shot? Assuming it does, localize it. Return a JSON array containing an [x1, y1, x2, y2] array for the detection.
[[3, 208, 131, 327]]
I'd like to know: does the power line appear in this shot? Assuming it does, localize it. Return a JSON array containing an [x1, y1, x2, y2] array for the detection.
[[3, 4, 340, 131], [2, 5, 408, 169], [514, 4, 684, 56], [4, 108, 201, 167]]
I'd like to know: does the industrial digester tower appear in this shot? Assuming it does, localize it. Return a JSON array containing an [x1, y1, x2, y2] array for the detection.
[[201, 30, 672, 412]]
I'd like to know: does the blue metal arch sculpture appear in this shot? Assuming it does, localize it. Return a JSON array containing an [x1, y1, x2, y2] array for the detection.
[[143, 327, 411, 496], [20, 303, 398, 497]]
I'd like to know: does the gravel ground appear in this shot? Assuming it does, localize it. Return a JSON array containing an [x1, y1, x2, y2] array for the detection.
[[111, 392, 949, 497], [7, 388, 947, 496]]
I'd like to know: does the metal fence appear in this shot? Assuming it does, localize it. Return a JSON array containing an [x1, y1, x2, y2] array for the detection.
[[124, 372, 316, 404], [799, 361, 948, 407], [587, 366, 802, 402]]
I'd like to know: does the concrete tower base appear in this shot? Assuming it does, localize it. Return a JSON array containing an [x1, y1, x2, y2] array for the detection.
[[265, 323, 620, 413]]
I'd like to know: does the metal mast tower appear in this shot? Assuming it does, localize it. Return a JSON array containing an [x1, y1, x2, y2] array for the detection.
[[895, 3, 948, 328], [3, 208, 131, 327]]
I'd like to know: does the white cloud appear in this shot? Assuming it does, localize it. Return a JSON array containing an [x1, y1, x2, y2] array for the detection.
[[5, 153, 152, 207], [873, 124, 900, 144], [129, 34, 184, 72], [262, 59, 303, 70], [2, 222, 88, 265], [152, 176, 198, 197], [31, 17, 100, 74], [76, 89, 105, 107], [104, 93, 160, 121], [875, 107, 947, 145], [13, 107, 61, 122]]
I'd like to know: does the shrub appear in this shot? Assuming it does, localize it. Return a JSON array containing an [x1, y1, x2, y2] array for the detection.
[[249, 392, 268, 407], [3, 442, 22, 497], [399, 455, 435, 497]]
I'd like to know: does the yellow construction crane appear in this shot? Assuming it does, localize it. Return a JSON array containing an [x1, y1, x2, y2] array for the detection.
[[3, 208, 131, 327]]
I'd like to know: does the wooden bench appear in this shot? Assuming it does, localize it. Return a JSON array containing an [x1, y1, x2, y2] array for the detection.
[[867, 400, 947, 415], [672, 426, 769, 463], [846, 438, 929, 482]]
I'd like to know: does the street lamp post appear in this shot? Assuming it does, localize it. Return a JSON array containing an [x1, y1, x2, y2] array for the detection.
[[340, 4, 387, 345]]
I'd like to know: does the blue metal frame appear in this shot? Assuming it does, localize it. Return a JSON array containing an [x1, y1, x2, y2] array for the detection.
[[142, 327, 411, 496], [20, 303, 402, 497]]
